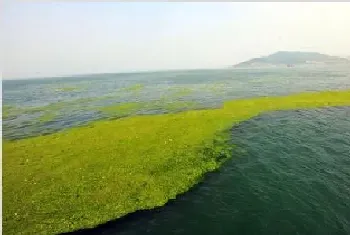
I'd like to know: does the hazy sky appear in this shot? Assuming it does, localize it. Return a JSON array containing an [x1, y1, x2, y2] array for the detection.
[[2, 2, 350, 79]]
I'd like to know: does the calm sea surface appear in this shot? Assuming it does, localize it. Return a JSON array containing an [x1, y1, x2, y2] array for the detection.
[[3, 66, 350, 140]]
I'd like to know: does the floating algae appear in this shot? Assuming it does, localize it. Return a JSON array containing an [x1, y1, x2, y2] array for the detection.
[[3, 90, 350, 235]]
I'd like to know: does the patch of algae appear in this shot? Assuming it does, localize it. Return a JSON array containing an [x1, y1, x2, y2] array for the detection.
[[3, 90, 350, 235]]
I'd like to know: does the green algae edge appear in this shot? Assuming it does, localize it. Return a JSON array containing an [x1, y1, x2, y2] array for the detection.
[[3, 89, 350, 235], [100, 100, 201, 118]]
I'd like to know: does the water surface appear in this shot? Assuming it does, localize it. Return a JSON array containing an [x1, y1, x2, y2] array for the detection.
[[3, 66, 350, 139]]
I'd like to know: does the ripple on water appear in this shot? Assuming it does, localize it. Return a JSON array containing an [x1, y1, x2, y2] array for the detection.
[[3, 67, 350, 140]]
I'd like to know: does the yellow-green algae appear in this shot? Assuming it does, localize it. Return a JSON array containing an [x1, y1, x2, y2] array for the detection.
[[121, 84, 145, 93], [38, 111, 57, 123], [54, 87, 79, 92], [100, 100, 200, 118], [3, 95, 110, 123], [100, 102, 144, 117], [162, 100, 199, 112], [2, 105, 21, 120], [206, 82, 227, 94], [168, 87, 193, 97], [3, 90, 350, 235]]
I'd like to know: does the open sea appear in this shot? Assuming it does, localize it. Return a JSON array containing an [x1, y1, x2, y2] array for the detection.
[[3, 66, 350, 234]]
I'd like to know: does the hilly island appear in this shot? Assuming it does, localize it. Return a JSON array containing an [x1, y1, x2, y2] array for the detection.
[[233, 51, 350, 68]]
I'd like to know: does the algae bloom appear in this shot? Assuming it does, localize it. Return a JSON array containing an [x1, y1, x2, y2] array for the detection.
[[3, 90, 350, 235]]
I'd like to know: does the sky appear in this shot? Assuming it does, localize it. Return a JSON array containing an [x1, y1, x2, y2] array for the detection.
[[2, 2, 350, 79]]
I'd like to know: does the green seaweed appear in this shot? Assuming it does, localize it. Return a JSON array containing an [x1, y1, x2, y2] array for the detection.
[[162, 100, 199, 112], [2, 105, 21, 120], [54, 87, 79, 92], [4, 96, 110, 123], [100, 100, 200, 118], [207, 83, 226, 94], [169, 87, 193, 97], [121, 84, 145, 93], [100, 102, 145, 117], [3, 90, 350, 235], [38, 111, 57, 123], [2, 105, 48, 120]]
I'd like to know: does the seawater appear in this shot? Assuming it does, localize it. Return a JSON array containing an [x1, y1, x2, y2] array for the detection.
[[3, 66, 350, 139]]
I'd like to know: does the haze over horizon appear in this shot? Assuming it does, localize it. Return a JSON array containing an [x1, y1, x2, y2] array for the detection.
[[2, 2, 350, 79]]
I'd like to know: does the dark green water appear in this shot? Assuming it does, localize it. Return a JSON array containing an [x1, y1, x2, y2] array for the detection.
[[67, 106, 350, 235]]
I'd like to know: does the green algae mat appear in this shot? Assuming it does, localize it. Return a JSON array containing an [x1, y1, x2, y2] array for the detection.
[[3, 90, 350, 235]]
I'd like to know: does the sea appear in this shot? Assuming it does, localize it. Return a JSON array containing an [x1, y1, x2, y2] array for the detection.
[[3, 66, 350, 235]]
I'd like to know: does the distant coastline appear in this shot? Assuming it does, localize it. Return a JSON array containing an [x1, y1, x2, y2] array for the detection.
[[233, 51, 350, 69]]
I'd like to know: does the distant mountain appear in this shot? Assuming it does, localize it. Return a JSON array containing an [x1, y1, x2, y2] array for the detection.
[[234, 51, 350, 68]]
